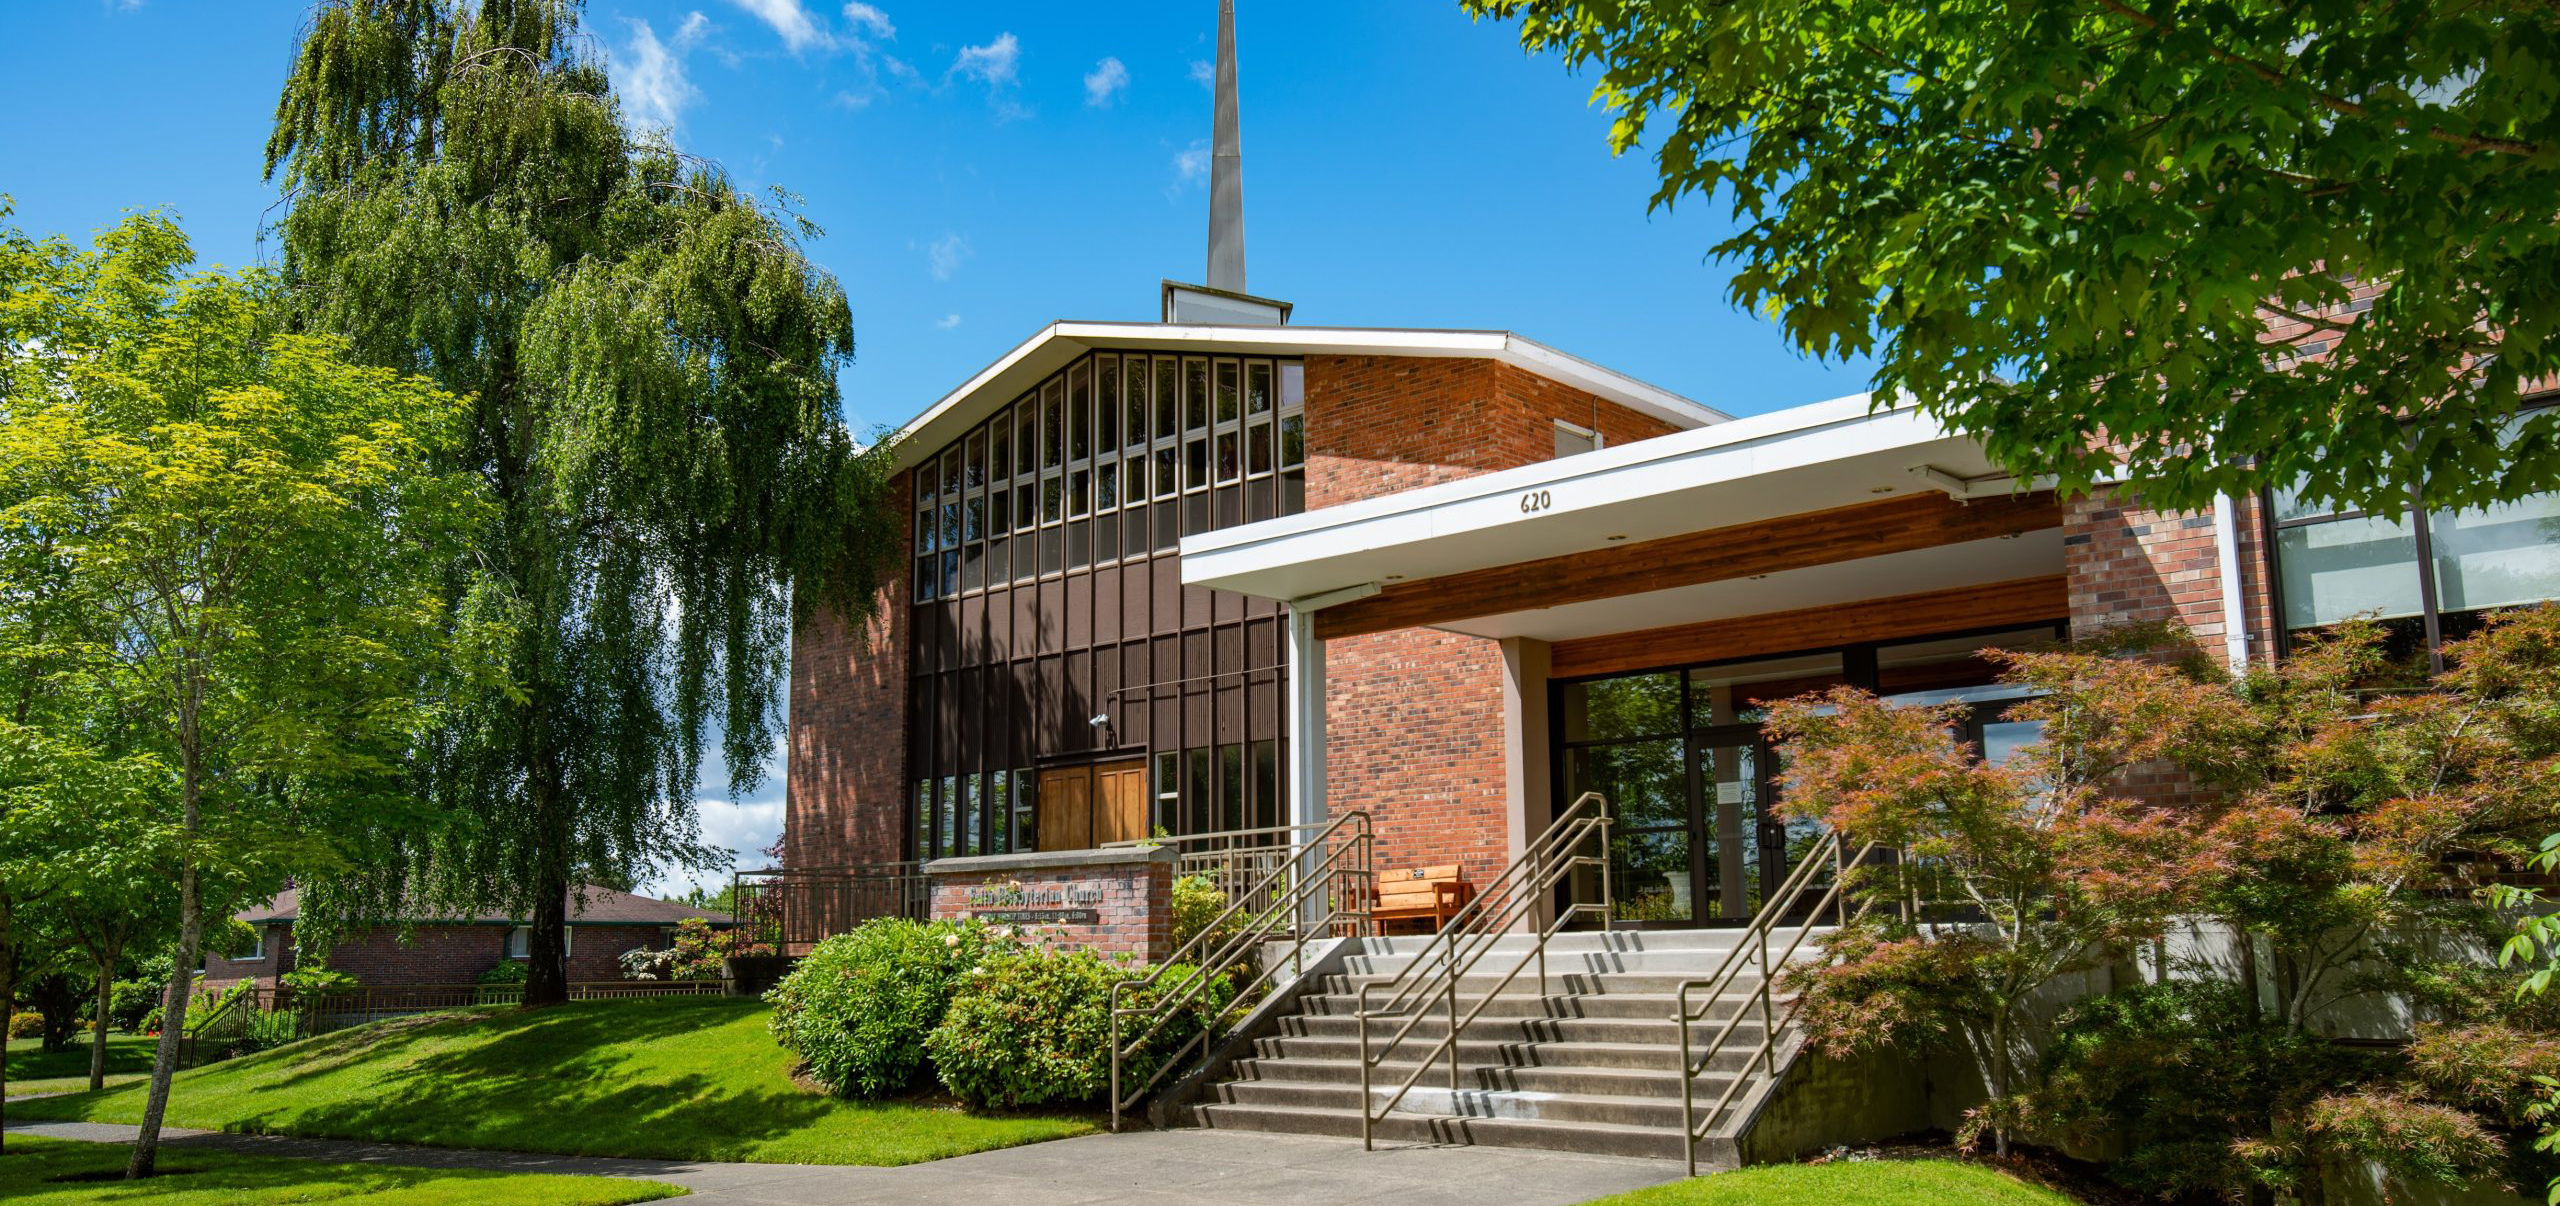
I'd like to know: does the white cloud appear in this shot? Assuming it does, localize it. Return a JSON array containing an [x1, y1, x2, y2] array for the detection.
[[830, 3, 909, 109], [611, 18, 702, 133], [951, 32, 1020, 88], [675, 10, 711, 47], [928, 232, 970, 281], [1173, 139, 1210, 187], [935, 313, 962, 330], [1083, 56, 1129, 108], [727, 0, 827, 52], [841, 1, 893, 40], [1189, 59, 1215, 89]]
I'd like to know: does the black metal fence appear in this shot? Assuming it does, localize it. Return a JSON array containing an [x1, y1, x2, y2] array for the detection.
[[730, 862, 930, 953]]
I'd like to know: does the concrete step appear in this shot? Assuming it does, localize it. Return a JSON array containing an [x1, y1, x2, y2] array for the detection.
[[1357, 928, 1786, 958], [1209, 1076, 1732, 1131], [1296, 988, 1769, 1022], [1279, 1011, 1773, 1049], [1223, 1054, 1742, 1101], [1319, 969, 1759, 997], [1194, 1100, 1697, 1162], [1340, 948, 1793, 978], [1251, 1033, 1768, 1074]]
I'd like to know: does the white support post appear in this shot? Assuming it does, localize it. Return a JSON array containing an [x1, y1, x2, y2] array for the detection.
[[1287, 604, 1329, 934], [2212, 493, 2252, 673]]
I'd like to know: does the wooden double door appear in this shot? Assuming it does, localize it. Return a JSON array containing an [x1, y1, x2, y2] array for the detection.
[[1036, 758, 1150, 851]]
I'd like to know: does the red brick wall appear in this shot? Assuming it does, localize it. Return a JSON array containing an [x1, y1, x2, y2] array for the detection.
[[203, 923, 673, 989], [787, 470, 913, 870], [1303, 355, 1682, 888], [2063, 486, 2281, 808], [2063, 487, 2277, 662]]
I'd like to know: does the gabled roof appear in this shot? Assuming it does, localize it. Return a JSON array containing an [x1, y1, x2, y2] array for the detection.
[[235, 885, 730, 927], [881, 321, 1731, 472]]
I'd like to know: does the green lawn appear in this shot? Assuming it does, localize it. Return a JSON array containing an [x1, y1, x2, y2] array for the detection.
[[0, 1134, 681, 1204], [8, 1034, 157, 1098], [1582, 1159, 2086, 1206], [13, 997, 1095, 1165]]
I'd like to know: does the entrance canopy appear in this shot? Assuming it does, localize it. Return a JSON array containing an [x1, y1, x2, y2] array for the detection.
[[1179, 396, 2066, 655]]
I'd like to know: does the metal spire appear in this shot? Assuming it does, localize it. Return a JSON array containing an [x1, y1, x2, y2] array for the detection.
[[1207, 0, 1246, 293]]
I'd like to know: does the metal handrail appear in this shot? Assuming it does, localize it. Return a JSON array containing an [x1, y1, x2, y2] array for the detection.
[[1352, 792, 1615, 1150], [1107, 809, 1374, 1130], [1672, 833, 1880, 1175]]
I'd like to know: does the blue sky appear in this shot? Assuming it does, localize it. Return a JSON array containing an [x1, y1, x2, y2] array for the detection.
[[2, 0, 1876, 895]]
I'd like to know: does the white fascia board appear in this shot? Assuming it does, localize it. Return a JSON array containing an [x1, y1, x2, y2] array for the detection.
[[880, 322, 1729, 472], [1179, 398, 1959, 597]]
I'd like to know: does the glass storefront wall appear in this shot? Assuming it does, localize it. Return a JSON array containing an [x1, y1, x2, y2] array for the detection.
[[2270, 408, 2560, 662], [1558, 625, 2057, 926]]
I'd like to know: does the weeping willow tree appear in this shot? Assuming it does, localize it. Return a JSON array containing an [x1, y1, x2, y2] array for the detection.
[[265, 0, 900, 1003]]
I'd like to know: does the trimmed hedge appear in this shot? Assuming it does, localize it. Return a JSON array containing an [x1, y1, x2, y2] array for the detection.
[[767, 917, 1017, 1098], [926, 947, 1232, 1109]]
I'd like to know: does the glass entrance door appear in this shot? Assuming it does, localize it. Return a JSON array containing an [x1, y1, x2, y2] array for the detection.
[[1558, 653, 1845, 927]]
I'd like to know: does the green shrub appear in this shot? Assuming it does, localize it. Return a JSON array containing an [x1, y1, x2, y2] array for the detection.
[[108, 979, 159, 1032], [767, 917, 1016, 1098], [7, 1011, 42, 1039], [1169, 874, 1233, 956], [473, 960, 529, 986], [926, 948, 1232, 1110]]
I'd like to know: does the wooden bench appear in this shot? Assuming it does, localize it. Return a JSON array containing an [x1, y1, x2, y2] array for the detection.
[[1371, 865, 1474, 932]]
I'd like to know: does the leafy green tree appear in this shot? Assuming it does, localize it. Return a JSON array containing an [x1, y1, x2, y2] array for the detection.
[[0, 210, 496, 1176], [1467, 0, 2560, 515], [262, 0, 898, 1005]]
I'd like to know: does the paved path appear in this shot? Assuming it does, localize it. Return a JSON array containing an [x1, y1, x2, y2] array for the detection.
[[5, 1120, 1689, 1205]]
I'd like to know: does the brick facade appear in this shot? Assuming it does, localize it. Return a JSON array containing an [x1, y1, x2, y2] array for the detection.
[[2062, 486, 2283, 809], [786, 470, 913, 870], [2062, 487, 2278, 660], [1303, 355, 1680, 888]]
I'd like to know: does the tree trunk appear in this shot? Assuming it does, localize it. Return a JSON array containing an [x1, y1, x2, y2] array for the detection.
[[2, 961, 16, 1156], [128, 859, 202, 1178], [90, 944, 119, 1091], [1988, 1005, 2014, 1159], [524, 858, 570, 1006]]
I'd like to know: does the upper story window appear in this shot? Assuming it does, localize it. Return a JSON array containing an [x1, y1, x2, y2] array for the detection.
[[2271, 406, 2560, 661], [915, 351, 1305, 602]]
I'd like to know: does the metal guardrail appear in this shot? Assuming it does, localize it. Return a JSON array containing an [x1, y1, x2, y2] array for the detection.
[[1672, 832, 1880, 1175], [1102, 817, 1368, 928], [731, 862, 929, 951], [1107, 810, 1374, 1130], [1353, 791, 1615, 1150]]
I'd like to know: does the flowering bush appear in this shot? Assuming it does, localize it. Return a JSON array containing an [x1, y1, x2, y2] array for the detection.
[[766, 917, 1018, 1098], [7, 1011, 42, 1039], [925, 947, 1232, 1109], [618, 946, 680, 981]]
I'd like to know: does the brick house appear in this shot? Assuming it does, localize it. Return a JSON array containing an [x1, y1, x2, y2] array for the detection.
[[200, 886, 731, 992]]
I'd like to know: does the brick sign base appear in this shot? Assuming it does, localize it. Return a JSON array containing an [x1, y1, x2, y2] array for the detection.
[[922, 846, 1175, 962]]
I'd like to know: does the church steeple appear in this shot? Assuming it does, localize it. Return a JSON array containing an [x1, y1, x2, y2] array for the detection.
[[1161, 0, 1291, 325], [1207, 0, 1246, 294]]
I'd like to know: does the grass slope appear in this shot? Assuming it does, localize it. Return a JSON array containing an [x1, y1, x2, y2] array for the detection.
[[8, 1034, 157, 1096], [0, 1135, 681, 1205], [14, 998, 1095, 1165], [1581, 1159, 2087, 1206]]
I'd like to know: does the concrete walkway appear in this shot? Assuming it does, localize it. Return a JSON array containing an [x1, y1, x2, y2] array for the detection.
[[6, 1120, 1690, 1205]]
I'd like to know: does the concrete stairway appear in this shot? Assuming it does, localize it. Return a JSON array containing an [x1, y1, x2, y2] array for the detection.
[[1193, 928, 1821, 1165]]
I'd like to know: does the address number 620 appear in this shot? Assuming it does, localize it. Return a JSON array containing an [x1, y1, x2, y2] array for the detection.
[[1519, 489, 1553, 514]]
